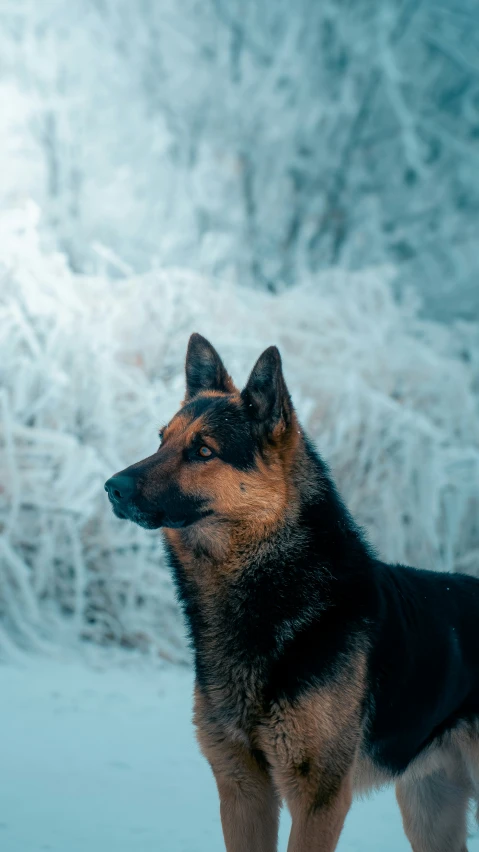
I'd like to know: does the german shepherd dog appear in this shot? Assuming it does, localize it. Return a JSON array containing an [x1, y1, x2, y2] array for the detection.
[[105, 334, 479, 851]]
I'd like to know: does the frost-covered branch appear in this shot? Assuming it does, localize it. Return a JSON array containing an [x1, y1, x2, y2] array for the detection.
[[0, 1, 478, 317], [0, 202, 478, 656]]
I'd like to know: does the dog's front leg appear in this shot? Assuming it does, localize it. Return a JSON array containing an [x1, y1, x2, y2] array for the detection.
[[215, 763, 280, 852], [285, 771, 353, 852], [257, 685, 361, 852], [194, 687, 280, 852]]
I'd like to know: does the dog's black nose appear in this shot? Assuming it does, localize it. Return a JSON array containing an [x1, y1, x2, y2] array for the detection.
[[104, 474, 135, 504]]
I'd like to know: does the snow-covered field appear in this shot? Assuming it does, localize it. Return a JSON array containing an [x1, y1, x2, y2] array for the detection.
[[3, 654, 478, 852]]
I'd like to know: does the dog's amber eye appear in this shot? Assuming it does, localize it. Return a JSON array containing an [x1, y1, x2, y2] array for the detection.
[[198, 445, 212, 459]]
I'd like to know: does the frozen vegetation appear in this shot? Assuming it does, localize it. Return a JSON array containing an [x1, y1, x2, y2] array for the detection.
[[1, 2, 478, 658], [0, 201, 478, 657], [0, 1, 478, 318], [1, 4, 479, 848]]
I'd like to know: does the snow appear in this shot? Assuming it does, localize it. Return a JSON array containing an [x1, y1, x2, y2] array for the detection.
[[2, 655, 477, 852]]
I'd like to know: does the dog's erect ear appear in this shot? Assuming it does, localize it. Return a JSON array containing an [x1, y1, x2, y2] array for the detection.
[[241, 346, 292, 434], [185, 333, 234, 400]]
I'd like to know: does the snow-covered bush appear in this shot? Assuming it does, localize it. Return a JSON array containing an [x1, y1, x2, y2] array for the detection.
[[1, 201, 478, 658], [0, 0, 478, 318]]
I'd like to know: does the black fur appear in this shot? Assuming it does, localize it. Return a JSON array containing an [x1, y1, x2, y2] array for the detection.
[[185, 333, 232, 400], [241, 345, 292, 430], [183, 395, 258, 470], [107, 338, 479, 788], [167, 435, 479, 777]]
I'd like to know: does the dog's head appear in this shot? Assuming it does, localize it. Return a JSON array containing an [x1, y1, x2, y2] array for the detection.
[[105, 334, 299, 532]]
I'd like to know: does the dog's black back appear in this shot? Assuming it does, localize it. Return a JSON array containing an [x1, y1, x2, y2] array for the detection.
[[369, 563, 479, 772]]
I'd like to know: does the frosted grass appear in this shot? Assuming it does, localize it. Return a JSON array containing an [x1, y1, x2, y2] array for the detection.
[[0, 201, 478, 657]]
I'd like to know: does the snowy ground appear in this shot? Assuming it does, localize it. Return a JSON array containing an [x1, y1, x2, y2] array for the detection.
[[1, 656, 478, 852]]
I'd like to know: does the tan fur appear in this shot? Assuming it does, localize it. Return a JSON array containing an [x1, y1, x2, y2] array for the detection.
[[161, 391, 375, 851], [195, 687, 280, 852], [353, 724, 479, 852], [396, 750, 472, 852], [182, 411, 302, 532], [160, 399, 297, 533], [194, 622, 479, 852], [110, 337, 479, 850], [286, 774, 353, 852], [355, 719, 479, 795], [194, 649, 368, 852], [257, 651, 367, 805], [163, 406, 308, 576]]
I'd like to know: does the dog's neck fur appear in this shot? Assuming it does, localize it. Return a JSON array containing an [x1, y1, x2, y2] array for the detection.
[[163, 429, 372, 694]]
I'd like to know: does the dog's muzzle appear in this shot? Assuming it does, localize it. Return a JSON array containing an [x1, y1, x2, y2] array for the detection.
[[104, 473, 189, 528], [104, 474, 134, 506]]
